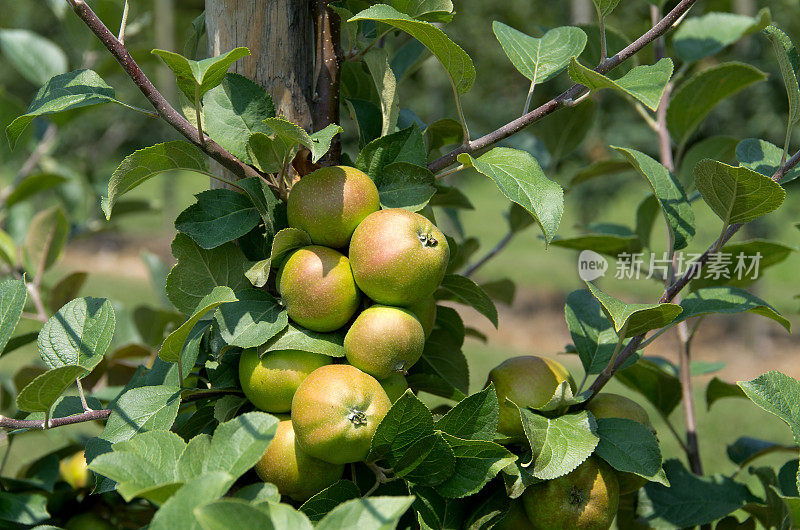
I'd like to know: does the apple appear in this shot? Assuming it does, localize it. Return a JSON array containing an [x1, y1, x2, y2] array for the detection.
[[64, 513, 115, 530], [407, 296, 437, 338], [292, 364, 391, 464], [380, 373, 410, 403], [59, 450, 89, 490], [349, 209, 449, 307], [344, 305, 425, 379], [254, 420, 344, 501], [522, 456, 619, 530], [586, 393, 655, 494], [287, 165, 380, 248], [277, 245, 361, 332], [495, 499, 536, 530], [238, 348, 331, 413], [485, 355, 575, 439]]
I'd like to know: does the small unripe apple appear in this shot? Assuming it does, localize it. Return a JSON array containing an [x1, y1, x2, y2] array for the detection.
[[495, 499, 536, 530], [254, 420, 344, 501], [522, 456, 619, 530], [485, 355, 575, 440], [287, 166, 380, 248], [344, 305, 425, 379], [292, 364, 391, 464], [407, 296, 437, 338], [380, 373, 410, 403], [349, 209, 449, 307], [238, 348, 331, 413], [64, 513, 115, 530], [59, 450, 89, 490], [277, 245, 361, 332], [586, 393, 655, 494]]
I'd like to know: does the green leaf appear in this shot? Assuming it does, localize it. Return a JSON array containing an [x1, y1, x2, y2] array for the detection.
[[104, 141, 209, 219], [0, 278, 27, 355], [356, 123, 426, 178], [300, 480, 362, 522], [196, 499, 313, 530], [309, 124, 344, 163], [564, 289, 620, 374], [673, 9, 771, 63], [262, 118, 342, 165], [46, 271, 88, 314], [23, 205, 68, 276], [261, 322, 346, 357], [0, 29, 67, 86], [214, 289, 287, 349], [440, 274, 498, 327], [231, 482, 280, 504], [148, 472, 235, 530], [38, 297, 115, 370], [434, 384, 499, 441], [764, 25, 800, 128], [235, 177, 286, 235], [737, 138, 800, 184], [408, 329, 469, 399], [16, 365, 87, 413], [391, 0, 454, 22], [551, 231, 641, 257], [457, 147, 563, 245], [152, 47, 250, 100], [374, 162, 436, 211], [520, 409, 598, 480], [165, 233, 250, 315], [0, 492, 49, 525], [425, 118, 462, 151], [616, 358, 682, 416], [694, 159, 785, 225], [370, 391, 434, 463], [196, 412, 279, 479], [364, 48, 399, 136], [568, 58, 673, 111], [675, 286, 790, 332], [738, 372, 800, 449], [160, 286, 237, 363], [726, 437, 796, 466], [585, 281, 682, 337], [316, 496, 416, 530], [5, 173, 66, 208], [611, 146, 695, 250], [436, 434, 516, 498], [350, 5, 475, 94], [202, 73, 275, 164], [394, 432, 455, 485], [536, 99, 596, 163], [707, 376, 747, 410], [592, 0, 621, 16], [175, 189, 261, 249], [689, 239, 796, 290], [594, 418, 662, 480], [667, 63, 767, 146], [0, 229, 16, 267], [492, 23, 587, 87], [6, 70, 125, 149], [640, 459, 759, 527]]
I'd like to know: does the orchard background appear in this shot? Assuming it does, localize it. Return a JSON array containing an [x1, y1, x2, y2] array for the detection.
[[0, 0, 799, 528]]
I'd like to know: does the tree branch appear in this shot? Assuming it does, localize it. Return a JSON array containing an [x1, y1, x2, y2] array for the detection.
[[65, 0, 276, 189], [427, 0, 698, 173], [312, 0, 343, 165], [1, 409, 111, 430], [586, 147, 800, 399]]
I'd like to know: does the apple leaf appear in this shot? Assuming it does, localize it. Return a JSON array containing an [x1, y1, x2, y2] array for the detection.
[[260, 323, 345, 358], [675, 286, 790, 332], [737, 138, 800, 184], [370, 391, 434, 463], [148, 472, 235, 530], [0, 278, 27, 355], [316, 496, 416, 530], [706, 377, 747, 410], [569, 57, 673, 111], [434, 384, 499, 441], [151, 47, 250, 100], [594, 418, 666, 484], [585, 281, 683, 337], [439, 274, 498, 327], [38, 297, 115, 370], [435, 434, 516, 498], [16, 365, 87, 413], [299, 481, 361, 522], [673, 9, 771, 63], [616, 358, 682, 416], [214, 289, 287, 349], [519, 409, 598, 480], [175, 189, 261, 250]]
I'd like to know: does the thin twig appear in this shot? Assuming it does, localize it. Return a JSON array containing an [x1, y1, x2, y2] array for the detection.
[[434, 164, 465, 181], [76, 379, 91, 412], [65, 0, 278, 191], [118, 0, 129, 44], [427, 0, 698, 173], [312, 1, 343, 164], [656, 409, 690, 454], [0, 409, 111, 430], [463, 231, 514, 277], [596, 5, 607, 63], [522, 81, 535, 115]]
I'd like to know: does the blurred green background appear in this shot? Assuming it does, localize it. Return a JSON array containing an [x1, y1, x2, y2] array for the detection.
[[0, 0, 798, 489]]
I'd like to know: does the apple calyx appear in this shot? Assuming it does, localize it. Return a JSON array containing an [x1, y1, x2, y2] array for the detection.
[[348, 409, 368, 426], [417, 232, 439, 247]]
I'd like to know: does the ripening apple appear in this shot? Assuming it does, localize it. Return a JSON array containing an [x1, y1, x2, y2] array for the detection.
[[344, 305, 425, 379], [59, 450, 89, 490], [522, 457, 620, 530], [238, 348, 331, 413], [287, 165, 380, 248], [292, 364, 391, 464], [254, 420, 344, 501], [349, 209, 449, 307], [277, 245, 361, 332], [380, 373, 410, 403], [485, 355, 576, 440], [407, 296, 437, 338]]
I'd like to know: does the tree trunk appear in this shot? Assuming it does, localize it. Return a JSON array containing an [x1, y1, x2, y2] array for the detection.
[[205, 0, 316, 184]]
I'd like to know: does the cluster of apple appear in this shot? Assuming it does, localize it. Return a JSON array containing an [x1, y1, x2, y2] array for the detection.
[[489, 355, 657, 530], [237, 166, 450, 501]]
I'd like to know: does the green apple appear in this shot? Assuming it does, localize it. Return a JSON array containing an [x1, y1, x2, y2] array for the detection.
[[344, 305, 425, 379], [495, 500, 536, 530], [254, 420, 344, 501], [59, 450, 89, 490], [522, 456, 620, 530], [287, 165, 380, 248], [408, 296, 437, 338], [380, 373, 410, 403], [586, 393, 655, 494], [292, 364, 391, 464], [64, 513, 115, 530], [486, 355, 575, 440], [277, 245, 361, 332], [238, 348, 332, 413], [349, 209, 449, 307]]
